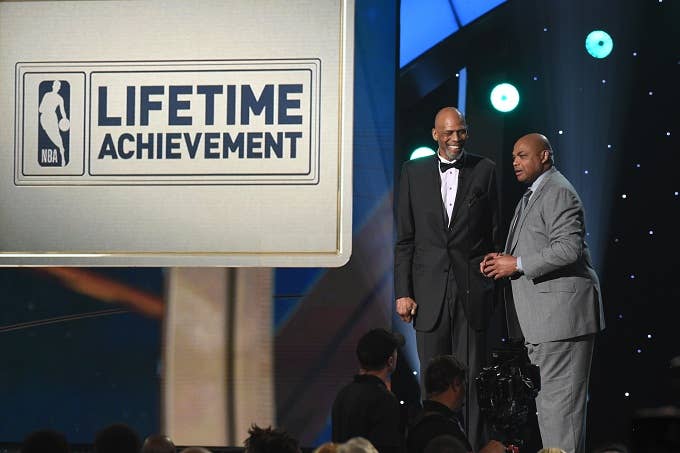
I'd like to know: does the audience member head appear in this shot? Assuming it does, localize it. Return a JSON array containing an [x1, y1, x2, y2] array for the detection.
[[423, 434, 468, 453], [94, 423, 141, 453], [244, 424, 301, 453], [592, 442, 629, 453], [424, 354, 467, 409], [179, 448, 212, 453], [21, 429, 70, 453], [142, 434, 176, 453], [336, 437, 378, 453], [312, 442, 338, 453], [537, 449, 566, 453], [356, 328, 404, 374]]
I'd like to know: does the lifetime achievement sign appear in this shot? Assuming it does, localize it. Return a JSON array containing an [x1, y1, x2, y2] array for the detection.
[[0, 1, 353, 266]]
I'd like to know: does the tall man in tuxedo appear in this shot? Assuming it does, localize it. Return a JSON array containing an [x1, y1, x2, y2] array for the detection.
[[481, 133, 605, 453], [395, 107, 502, 450]]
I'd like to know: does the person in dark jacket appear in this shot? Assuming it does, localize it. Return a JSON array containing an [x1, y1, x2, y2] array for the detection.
[[407, 355, 506, 453], [332, 328, 405, 453]]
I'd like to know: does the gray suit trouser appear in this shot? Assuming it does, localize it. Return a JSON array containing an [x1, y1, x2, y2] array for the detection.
[[527, 334, 594, 453]]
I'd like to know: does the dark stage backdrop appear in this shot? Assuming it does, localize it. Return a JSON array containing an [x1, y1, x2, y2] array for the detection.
[[399, 0, 680, 450], [0, 268, 163, 442]]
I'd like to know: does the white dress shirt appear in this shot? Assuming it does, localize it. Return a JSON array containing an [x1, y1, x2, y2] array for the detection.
[[438, 154, 461, 226]]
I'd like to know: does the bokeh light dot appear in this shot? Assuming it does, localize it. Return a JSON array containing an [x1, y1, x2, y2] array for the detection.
[[410, 146, 436, 160], [490, 83, 520, 112], [585, 30, 614, 59]]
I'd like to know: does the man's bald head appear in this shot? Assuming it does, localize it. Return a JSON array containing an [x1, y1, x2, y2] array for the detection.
[[512, 133, 553, 183], [432, 107, 468, 161], [434, 107, 465, 128], [142, 435, 175, 453], [516, 133, 552, 152]]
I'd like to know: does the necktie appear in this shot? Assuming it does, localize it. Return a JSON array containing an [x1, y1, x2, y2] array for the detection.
[[439, 159, 463, 172], [506, 188, 532, 252]]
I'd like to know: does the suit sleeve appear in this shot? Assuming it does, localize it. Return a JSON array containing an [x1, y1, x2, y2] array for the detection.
[[521, 186, 585, 280], [487, 163, 503, 251], [394, 163, 415, 299]]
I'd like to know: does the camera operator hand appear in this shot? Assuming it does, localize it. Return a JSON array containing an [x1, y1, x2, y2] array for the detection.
[[479, 439, 510, 453]]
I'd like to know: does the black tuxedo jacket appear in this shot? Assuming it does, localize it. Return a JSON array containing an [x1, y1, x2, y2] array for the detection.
[[395, 153, 501, 332]]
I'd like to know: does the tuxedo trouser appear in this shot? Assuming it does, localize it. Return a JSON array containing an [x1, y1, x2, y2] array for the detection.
[[415, 273, 487, 451], [526, 334, 595, 453]]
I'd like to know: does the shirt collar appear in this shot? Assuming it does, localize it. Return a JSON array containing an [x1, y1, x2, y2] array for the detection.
[[529, 166, 554, 192], [422, 399, 457, 416], [353, 374, 388, 389]]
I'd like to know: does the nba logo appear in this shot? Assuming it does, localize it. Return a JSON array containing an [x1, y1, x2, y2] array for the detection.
[[38, 80, 70, 167]]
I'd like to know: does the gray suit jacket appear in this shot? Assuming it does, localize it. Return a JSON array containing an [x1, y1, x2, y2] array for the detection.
[[506, 167, 605, 344]]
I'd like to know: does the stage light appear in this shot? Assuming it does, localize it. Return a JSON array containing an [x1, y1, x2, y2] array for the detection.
[[410, 146, 435, 160], [585, 30, 613, 59], [490, 83, 519, 112]]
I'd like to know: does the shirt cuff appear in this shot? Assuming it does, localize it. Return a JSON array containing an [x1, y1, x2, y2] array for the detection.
[[516, 256, 523, 273]]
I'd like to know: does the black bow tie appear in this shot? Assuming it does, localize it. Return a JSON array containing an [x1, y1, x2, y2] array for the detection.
[[439, 159, 463, 172]]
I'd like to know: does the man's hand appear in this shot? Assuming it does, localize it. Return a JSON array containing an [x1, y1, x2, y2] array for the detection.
[[396, 297, 417, 323], [480, 252, 501, 277], [481, 253, 519, 279], [479, 440, 509, 453]]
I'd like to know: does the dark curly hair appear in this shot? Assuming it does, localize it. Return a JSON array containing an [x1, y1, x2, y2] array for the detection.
[[244, 424, 301, 453]]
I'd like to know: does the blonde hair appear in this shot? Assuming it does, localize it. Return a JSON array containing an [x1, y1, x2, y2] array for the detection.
[[537, 448, 567, 453], [336, 437, 379, 453]]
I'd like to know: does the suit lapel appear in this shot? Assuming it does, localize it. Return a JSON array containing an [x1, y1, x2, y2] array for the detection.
[[509, 168, 556, 252], [425, 156, 449, 230], [505, 201, 522, 252]]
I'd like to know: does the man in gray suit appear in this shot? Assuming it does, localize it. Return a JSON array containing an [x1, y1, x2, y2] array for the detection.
[[480, 133, 605, 453]]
